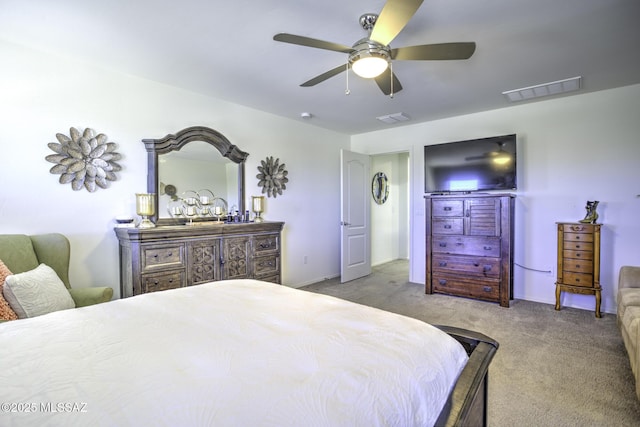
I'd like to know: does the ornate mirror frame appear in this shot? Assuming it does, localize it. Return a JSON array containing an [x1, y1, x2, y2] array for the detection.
[[143, 126, 248, 225]]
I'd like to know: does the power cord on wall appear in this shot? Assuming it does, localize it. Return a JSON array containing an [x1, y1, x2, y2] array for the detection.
[[515, 262, 552, 274]]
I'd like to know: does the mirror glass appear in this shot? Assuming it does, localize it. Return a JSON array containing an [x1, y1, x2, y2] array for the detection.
[[158, 141, 239, 218]]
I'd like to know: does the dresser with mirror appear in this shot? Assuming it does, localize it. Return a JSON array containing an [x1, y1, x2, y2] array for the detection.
[[115, 126, 284, 298]]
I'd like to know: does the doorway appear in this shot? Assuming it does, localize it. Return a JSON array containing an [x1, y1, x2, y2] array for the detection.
[[370, 152, 410, 272]]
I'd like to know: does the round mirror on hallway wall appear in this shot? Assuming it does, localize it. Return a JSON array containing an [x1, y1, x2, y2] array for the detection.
[[372, 172, 389, 205]]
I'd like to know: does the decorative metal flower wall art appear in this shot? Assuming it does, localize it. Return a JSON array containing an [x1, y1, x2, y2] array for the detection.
[[257, 156, 288, 198], [46, 127, 122, 192]]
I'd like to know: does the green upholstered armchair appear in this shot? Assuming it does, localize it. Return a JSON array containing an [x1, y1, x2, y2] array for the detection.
[[0, 233, 113, 308]]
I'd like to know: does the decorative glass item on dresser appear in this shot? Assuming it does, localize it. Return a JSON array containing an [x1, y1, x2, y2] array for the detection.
[[165, 189, 228, 224], [135, 193, 156, 228], [252, 196, 265, 222], [142, 126, 248, 225]]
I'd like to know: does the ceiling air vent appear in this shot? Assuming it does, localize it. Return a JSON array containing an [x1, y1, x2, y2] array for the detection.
[[376, 112, 410, 124], [502, 76, 582, 102]]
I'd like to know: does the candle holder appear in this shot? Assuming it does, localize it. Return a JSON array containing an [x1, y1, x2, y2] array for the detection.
[[252, 196, 265, 223], [136, 193, 156, 228]]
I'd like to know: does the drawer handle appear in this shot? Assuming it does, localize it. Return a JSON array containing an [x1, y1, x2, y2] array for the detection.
[[259, 242, 273, 249], [439, 243, 447, 247], [153, 254, 158, 258], [576, 253, 581, 257], [483, 286, 492, 292], [154, 280, 159, 285], [575, 245, 581, 249], [575, 278, 580, 282], [439, 279, 447, 285], [575, 236, 581, 240], [456, 242, 463, 246], [443, 206, 452, 211], [483, 246, 492, 251], [473, 262, 480, 267], [444, 224, 452, 229], [260, 261, 275, 267], [571, 226, 585, 231], [483, 265, 492, 272], [439, 261, 447, 267], [576, 264, 581, 269]]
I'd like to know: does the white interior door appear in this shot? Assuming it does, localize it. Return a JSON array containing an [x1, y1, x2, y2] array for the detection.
[[340, 149, 371, 282]]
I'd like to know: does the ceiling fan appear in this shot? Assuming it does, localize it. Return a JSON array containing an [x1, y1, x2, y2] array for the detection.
[[273, 0, 476, 96], [465, 142, 512, 164]]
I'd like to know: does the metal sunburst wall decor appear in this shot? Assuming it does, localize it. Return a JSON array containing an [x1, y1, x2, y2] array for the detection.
[[257, 156, 288, 198], [46, 127, 122, 192]]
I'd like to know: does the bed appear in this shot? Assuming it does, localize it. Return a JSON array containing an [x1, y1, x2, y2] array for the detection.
[[0, 279, 497, 426]]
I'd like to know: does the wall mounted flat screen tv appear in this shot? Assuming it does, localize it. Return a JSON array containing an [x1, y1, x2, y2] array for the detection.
[[424, 134, 517, 193]]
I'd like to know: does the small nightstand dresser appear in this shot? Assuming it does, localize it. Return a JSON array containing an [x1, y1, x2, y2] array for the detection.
[[555, 222, 601, 317]]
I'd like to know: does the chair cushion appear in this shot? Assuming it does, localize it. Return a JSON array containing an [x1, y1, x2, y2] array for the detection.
[[3, 264, 75, 318], [0, 260, 18, 321]]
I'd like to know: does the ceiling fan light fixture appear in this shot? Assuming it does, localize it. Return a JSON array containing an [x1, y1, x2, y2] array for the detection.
[[349, 40, 391, 79], [352, 56, 389, 78]]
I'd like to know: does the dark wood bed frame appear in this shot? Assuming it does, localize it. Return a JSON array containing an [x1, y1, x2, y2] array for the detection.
[[434, 325, 499, 427]]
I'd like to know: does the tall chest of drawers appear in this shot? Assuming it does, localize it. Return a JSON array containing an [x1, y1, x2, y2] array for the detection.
[[425, 194, 514, 307], [115, 221, 283, 298], [555, 222, 601, 317]]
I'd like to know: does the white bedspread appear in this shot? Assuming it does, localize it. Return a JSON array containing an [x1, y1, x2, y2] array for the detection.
[[0, 279, 467, 427]]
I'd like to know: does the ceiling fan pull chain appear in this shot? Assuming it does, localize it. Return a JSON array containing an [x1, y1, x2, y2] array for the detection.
[[345, 62, 351, 95]]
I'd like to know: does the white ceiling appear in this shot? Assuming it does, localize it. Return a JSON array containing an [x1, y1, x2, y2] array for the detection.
[[1, 0, 639, 135]]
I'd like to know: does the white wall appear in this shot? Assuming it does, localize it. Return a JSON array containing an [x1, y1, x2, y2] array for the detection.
[[352, 84, 640, 314], [0, 40, 350, 296], [371, 152, 410, 265]]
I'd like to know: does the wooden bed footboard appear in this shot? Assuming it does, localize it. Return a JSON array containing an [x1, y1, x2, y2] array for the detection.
[[434, 325, 499, 427]]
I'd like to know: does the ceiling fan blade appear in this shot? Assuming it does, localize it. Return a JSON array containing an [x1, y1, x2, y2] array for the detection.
[[392, 42, 476, 60], [374, 68, 403, 95], [370, 0, 424, 46], [300, 64, 348, 87], [273, 33, 354, 54]]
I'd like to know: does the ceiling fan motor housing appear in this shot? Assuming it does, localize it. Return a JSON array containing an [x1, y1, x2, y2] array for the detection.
[[348, 38, 392, 67]]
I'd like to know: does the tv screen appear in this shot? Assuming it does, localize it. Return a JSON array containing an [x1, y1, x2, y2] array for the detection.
[[424, 134, 517, 193]]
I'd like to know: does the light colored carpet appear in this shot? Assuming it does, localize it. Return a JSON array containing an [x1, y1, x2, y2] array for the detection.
[[300, 260, 640, 426]]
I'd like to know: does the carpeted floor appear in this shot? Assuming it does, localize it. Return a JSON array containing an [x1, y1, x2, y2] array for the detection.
[[300, 259, 640, 426]]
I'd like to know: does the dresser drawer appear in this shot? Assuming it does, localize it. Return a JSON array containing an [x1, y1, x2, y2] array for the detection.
[[432, 218, 464, 235], [432, 236, 500, 257], [253, 233, 280, 254], [562, 258, 593, 273], [564, 232, 594, 244], [142, 270, 185, 293], [253, 254, 280, 276], [432, 274, 500, 301], [561, 224, 595, 234], [561, 271, 594, 287], [432, 200, 464, 217], [563, 241, 593, 251], [142, 244, 184, 271], [432, 254, 500, 278], [562, 250, 593, 261]]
